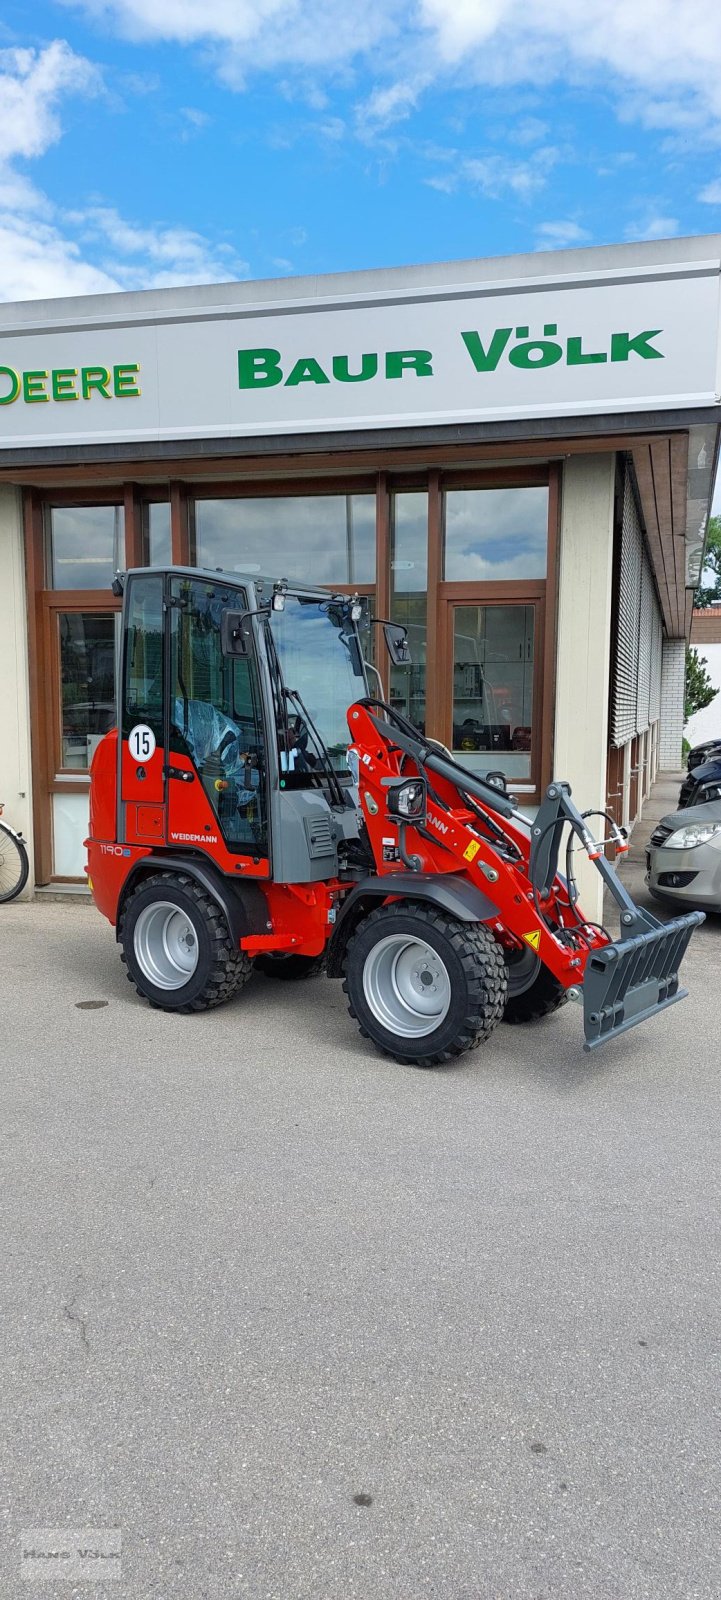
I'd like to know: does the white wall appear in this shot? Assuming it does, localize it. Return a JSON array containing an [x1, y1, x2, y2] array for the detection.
[[685, 641, 721, 746], [0, 486, 33, 895], [554, 454, 616, 922], [659, 639, 686, 767]]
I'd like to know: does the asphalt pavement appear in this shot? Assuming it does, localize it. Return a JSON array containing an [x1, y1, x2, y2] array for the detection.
[[1, 781, 719, 1599]]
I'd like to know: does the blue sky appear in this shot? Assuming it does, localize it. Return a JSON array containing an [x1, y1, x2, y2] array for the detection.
[[1, 0, 721, 306]]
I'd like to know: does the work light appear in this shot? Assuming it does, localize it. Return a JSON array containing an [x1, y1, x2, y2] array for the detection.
[[387, 779, 427, 821]]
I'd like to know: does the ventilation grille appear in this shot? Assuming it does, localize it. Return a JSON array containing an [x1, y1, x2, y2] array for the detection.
[[303, 814, 334, 859]]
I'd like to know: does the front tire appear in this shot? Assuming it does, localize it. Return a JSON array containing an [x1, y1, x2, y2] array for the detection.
[[343, 902, 507, 1066], [119, 872, 252, 1012]]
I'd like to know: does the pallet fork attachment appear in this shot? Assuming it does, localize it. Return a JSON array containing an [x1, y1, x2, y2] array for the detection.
[[530, 783, 705, 1052]]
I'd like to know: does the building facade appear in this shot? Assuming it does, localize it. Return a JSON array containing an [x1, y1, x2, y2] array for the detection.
[[1, 234, 719, 913]]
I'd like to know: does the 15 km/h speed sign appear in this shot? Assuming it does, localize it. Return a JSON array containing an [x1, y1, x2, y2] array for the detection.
[[128, 724, 157, 762]]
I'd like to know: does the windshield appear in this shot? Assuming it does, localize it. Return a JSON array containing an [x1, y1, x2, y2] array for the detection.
[[267, 595, 366, 779]]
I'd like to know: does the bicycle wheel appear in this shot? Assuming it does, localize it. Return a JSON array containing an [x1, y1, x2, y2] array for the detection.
[[0, 823, 29, 903]]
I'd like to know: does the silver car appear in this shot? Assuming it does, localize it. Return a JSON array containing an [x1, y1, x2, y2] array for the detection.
[[646, 801, 721, 911]]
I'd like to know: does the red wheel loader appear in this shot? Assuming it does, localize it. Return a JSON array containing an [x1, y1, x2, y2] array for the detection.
[[86, 567, 702, 1064]]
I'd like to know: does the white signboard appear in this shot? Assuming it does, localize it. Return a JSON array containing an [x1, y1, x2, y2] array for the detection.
[[0, 258, 719, 448]]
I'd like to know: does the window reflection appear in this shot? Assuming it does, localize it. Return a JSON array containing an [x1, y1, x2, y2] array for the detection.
[[452, 605, 535, 779], [144, 502, 171, 567], [50, 506, 124, 590], [192, 495, 375, 585], [444, 487, 548, 581], [59, 613, 116, 770], [390, 493, 427, 733]]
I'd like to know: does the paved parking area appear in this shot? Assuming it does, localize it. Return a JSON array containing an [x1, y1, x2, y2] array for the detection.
[[1, 806, 719, 1599]]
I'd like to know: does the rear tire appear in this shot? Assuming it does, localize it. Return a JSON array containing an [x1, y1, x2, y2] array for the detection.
[[503, 945, 567, 1024], [255, 952, 326, 980], [343, 902, 507, 1066], [119, 872, 252, 1012]]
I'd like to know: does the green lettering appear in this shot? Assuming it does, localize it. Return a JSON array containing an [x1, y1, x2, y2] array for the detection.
[[51, 368, 79, 401], [566, 337, 607, 366], [385, 350, 433, 379], [81, 367, 111, 399], [23, 370, 49, 403], [113, 363, 141, 397], [238, 348, 283, 388], [461, 328, 512, 372], [285, 357, 330, 386], [0, 366, 20, 405], [332, 353, 378, 383], [611, 330, 663, 362]]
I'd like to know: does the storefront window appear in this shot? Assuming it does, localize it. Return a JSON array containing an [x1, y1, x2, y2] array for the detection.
[[144, 502, 172, 567], [59, 613, 117, 770], [390, 493, 427, 733], [444, 487, 548, 581], [192, 495, 375, 585], [450, 604, 535, 779], [49, 506, 125, 589]]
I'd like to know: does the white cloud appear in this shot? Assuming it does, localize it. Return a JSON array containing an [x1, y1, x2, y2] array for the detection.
[[0, 42, 248, 301], [624, 213, 679, 241], [535, 220, 591, 249], [68, 0, 405, 74], [356, 78, 423, 132], [699, 180, 721, 204], [425, 145, 559, 201], [59, 0, 721, 146], [0, 41, 101, 162]]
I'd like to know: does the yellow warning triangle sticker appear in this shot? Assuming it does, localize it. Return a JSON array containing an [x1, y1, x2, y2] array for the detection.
[[522, 929, 541, 951]]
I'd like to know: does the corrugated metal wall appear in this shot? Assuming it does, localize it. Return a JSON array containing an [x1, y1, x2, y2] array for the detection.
[[610, 467, 663, 746]]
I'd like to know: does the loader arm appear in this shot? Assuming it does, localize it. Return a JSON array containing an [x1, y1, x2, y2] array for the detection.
[[347, 699, 703, 1052]]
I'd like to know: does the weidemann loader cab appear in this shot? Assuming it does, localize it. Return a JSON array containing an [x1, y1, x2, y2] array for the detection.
[[86, 565, 703, 1066]]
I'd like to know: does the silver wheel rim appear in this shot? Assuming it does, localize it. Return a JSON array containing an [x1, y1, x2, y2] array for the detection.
[[362, 933, 452, 1038], [505, 944, 540, 997], [134, 901, 199, 991]]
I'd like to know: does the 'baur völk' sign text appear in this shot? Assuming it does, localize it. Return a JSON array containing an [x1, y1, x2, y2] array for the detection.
[[238, 328, 664, 389]]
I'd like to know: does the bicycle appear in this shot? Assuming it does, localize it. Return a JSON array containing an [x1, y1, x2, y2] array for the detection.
[[0, 803, 29, 904]]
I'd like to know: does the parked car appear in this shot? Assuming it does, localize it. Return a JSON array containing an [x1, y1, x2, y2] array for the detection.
[[678, 757, 721, 809], [646, 800, 721, 911], [687, 737, 721, 772]]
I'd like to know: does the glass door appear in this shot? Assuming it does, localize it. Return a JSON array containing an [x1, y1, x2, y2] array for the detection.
[[45, 602, 119, 877], [445, 601, 539, 787]]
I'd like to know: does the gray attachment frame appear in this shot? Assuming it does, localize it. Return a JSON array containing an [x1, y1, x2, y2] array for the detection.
[[529, 782, 704, 1051]]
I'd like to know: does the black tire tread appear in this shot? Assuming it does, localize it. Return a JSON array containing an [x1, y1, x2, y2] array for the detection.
[[503, 962, 567, 1025], [343, 901, 507, 1066], [119, 872, 252, 1012]]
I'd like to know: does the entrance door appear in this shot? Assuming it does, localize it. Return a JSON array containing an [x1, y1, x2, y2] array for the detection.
[[442, 600, 541, 791]]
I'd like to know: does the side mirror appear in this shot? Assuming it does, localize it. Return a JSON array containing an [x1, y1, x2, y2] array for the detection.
[[221, 610, 252, 656], [383, 622, 412, 665]]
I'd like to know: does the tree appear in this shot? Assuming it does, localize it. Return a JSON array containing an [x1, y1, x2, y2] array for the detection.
[[694, 515, 721, 608], [685, 645, 718, 723]]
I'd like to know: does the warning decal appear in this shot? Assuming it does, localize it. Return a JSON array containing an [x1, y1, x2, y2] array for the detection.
[[463, 839, 481, 862], [522, 930, 541, 951]]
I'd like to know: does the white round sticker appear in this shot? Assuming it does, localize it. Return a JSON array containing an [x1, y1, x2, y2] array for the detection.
[[128, 723, 157, 762]]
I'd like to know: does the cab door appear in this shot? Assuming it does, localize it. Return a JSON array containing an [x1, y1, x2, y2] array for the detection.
[[120, 572, 167, 846], [166, 575, 269, 862]]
